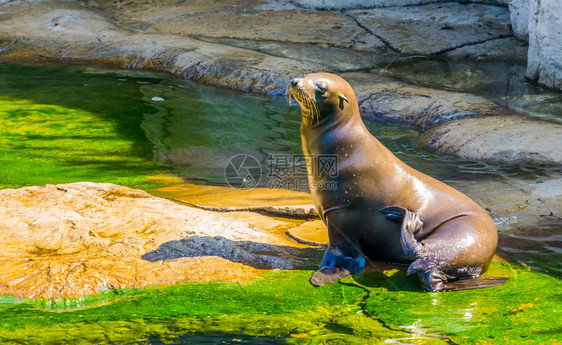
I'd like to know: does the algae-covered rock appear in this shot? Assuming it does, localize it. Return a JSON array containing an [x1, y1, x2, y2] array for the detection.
[[356, 261, 561, 344], [0, 262, 558, 344]]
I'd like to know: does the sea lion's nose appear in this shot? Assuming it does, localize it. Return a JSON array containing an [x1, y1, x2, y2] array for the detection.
[[290, 78, 302, 88]]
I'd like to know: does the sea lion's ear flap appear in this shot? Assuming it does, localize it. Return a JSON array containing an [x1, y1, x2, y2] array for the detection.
[[339, 94, 349, 110]]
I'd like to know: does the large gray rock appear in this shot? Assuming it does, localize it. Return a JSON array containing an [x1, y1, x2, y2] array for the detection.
[[349, 3, 512, 55], [422, 116, 562, 165], [526, 0, 562, 90], [509, 0, 530, 41]]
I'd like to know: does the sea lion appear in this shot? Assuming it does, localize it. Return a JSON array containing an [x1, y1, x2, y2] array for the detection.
[[288, 73, 498, 291]]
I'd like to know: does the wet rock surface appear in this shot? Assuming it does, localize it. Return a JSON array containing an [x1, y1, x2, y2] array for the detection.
[[343, 72, 507, 129], [291, 0, 509, 10], [454, 177, 562, 274]]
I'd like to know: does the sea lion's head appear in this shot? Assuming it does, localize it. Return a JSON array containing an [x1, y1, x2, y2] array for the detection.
[[289, 73, 357, 126]]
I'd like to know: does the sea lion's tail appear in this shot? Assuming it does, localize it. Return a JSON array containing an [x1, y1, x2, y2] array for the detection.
[[443, 276, 509, 291]]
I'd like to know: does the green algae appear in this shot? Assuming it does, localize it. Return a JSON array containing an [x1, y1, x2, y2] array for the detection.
[[0, 271, 414, 345], [0, 63, 166, 191], [0, 265, 559, 345], [0, 98, 161, 189], [353, 261, 562, 344]]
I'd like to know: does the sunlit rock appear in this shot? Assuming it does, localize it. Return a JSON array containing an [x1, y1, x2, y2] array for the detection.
[[421, 116, 562, 165], [0, 182, 308, 298]]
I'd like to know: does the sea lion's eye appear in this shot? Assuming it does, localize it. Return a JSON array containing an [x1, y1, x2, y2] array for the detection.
[[318, 86, 327, 94]]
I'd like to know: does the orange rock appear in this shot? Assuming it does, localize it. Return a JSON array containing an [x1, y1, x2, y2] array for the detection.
[[0, 182, 313, 298]]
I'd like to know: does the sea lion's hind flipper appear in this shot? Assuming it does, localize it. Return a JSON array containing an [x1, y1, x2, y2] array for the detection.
[[380, 206, 424, 259], [443, 276, 509, 291]]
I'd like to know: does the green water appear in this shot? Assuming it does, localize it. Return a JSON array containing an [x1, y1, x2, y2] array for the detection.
[[1, 63, 558, 189], [0, 63, 560, 344], [0, 64, 164, 190]]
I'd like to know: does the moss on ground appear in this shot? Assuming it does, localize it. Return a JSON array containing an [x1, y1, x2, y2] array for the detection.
[[0, 271, 412, 344], [0, 264, 559, 345]]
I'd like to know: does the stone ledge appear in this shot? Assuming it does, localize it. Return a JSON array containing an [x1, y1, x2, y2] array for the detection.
[[421, 116, 562, 165]]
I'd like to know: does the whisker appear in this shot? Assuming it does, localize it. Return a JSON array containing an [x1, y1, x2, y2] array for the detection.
[[290, 87, 320, 124]]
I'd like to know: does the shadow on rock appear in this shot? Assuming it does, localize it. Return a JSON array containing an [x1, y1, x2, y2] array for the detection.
[[142, 235, 324, 270]]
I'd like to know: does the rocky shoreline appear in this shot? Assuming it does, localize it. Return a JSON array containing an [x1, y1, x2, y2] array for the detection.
[[0, 0, 561, 165]]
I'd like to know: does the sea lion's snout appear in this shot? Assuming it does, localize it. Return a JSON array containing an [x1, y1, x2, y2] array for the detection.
[[288, 78, 305, 98], [288, 77, 320, 124], [290, 78, 302, 88], [288, 77, 309, 105]]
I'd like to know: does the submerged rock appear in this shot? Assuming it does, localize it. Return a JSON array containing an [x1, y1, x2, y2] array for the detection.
[[291, 0, 508, 10]]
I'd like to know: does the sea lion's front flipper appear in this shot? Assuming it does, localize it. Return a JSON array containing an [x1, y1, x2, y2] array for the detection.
[[311, 248, 365, 286], [311, 211, 366, 286], [311, 267, 351, 286], [380, 206, 424, 260]]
